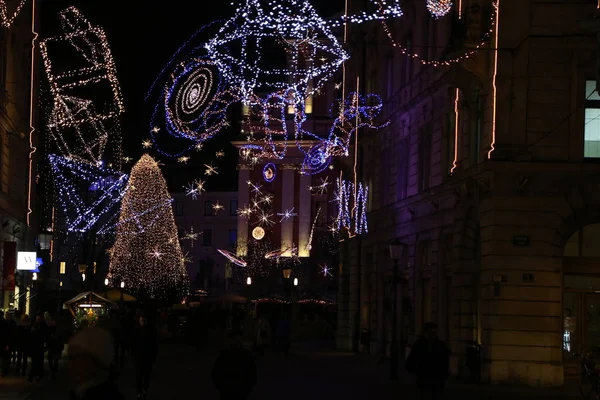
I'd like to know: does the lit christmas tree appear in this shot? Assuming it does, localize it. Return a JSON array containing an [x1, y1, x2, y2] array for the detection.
[[107, 154, 189, 302]]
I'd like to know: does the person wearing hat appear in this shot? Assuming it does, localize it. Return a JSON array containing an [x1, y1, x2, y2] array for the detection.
[[67, 327, 124, 400]]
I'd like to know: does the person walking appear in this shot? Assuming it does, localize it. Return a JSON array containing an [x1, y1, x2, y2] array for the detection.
[[67, 326, 124, 400], [131, 315, 158, 400], [28, 313, 47, 382], [212, 330, 257, 400], [405, 322, 450, 400], [15, 314, 31, 376], [274, 313, 291, 357], [255, 316, 271, 357], [47, 315, 64, 381], [2, 311, 17, 377]]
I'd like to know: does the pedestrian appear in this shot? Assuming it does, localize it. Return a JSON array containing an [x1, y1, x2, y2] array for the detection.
[[2, 311, 17, 377], [28, 313, 47, 382], [274, 312, 291, 357], [131, 315, 158, 400], [212, 330, 257, 400], [0, 310, 6, 377], [15, 314, 30, 376], [405, 322, 450, 400], [255, 315, 271, 357], [46, 315, 64, 381], [67, 326, 124, 400]]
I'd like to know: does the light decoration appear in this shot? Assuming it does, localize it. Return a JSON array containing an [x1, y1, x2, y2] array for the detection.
[[255, 210, 275, 228], [334, 179, 369, 235], [216, 150, 225, 158], [237, 205, 254, 218], [451, 88, 460, 174], [252, 226, 266, 240], [204, 163, 218, 176], [142, 140, 153, 149], [426, 0, 453, 19], [48, 154, 128, 233], [262, 163, 276, 182], [278, 207, 298, 223], [0, 0, 28, 28], [178, 156, 190, 164], [26, 0, 37, 226], [40, 7, 124, 168], [305, 206, 321, 251], [217, 249, 247, 268], [205, 0, 349, 103], [320, 263, 333, 277], [107, 154, 189, 301], [309, 176, 330, 195], [182, 226, 199, 248], [489, 0, 501, 159], [183, 179, 206, 200], [376, 0, 499, 66], [326, 0, 403, 28], [297, 298, 334, 305], [212, 201, 225, 214]]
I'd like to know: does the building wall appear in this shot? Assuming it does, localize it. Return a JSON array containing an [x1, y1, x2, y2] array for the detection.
[[337, 0, 600, 387], [0, 0, 40, 309], [172, 191, 238, 291]]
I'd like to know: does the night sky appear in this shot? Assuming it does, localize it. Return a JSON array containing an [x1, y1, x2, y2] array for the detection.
[[40, 0, 346, 192]]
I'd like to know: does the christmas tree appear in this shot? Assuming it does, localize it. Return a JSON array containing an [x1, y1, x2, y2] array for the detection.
[[108, 154, 189, 302]]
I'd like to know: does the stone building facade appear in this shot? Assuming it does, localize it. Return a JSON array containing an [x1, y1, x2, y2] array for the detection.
[[336, 0, 600, 387], [0, 0, 40, 311]]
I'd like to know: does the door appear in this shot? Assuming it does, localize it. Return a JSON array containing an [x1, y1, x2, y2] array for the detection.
[[563, 291, 600, 377]]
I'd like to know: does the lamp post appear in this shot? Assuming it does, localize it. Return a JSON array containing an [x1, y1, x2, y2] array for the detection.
[[389, 240, 405, 381]]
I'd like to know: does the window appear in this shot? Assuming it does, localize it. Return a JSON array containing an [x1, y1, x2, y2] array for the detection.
[[585, 80, 600, 158], [59, 261, 66, 275], [174, 201, 184, 216], [397, 137, 409, 200], [204, 200, 213, 216], [230, 200, 238, 216], [228, 229, 237, 247], [418, 124, 432, 192], [202, 229, 213, 246]]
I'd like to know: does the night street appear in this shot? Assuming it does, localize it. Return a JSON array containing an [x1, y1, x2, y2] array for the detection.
[[3, 339, 580, 400]]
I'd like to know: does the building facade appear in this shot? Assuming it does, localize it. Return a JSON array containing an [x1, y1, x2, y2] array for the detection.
[[0, 0, 40, 312], [172, 191, 238, 292], [337, 0, 600, 387]]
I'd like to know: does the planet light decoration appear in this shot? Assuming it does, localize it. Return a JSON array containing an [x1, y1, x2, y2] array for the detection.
[[426, 0, 453, 19], [262, 163, 276, 182], [252, 226, 266, 240], [205, 0, 349, 104]]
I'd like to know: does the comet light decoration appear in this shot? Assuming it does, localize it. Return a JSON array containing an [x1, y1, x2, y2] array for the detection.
[[217, 249, 247, 268], [305, 206, 321, 251], [48, 154, 128, 233], [334, 179, 369, 235], [40, 7, 124, 169], [326, 0, 403, 28], [205, 0, 349, 104], [0, 0, 28, 28], [107, 154, 189, 301], [426, 0, 453, 18]]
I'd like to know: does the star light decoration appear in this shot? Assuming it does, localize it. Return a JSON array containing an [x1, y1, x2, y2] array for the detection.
[[320, 263, 333, 277], [205, 0, 349, 103], [212, 200, 225, 214], [182, 226, 199, 248], [278, 207, 298, 223], [310, 177, 330, 195], [40, 7, 125, 169], [184, 179, 206, 200], [216, 150, 225, 158], [204, 163, 218, 176], [107, 155, 189, 301]]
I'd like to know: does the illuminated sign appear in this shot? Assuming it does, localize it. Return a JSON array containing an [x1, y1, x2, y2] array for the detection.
[[17, 251, 37, 271]]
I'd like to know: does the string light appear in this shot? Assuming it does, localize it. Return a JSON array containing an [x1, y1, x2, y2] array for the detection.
[[48, 154, 128, 233], [0, 0, 28, 28], [107, 154, 189, 301], [305, 207, 321, 251], [426, 0, 453, 19], [326, 0, 403, 28], [205, 0, 349, 103], [376, 0, 499, 66], [26, 0, 37, 226], [40, 7, 124, 165]]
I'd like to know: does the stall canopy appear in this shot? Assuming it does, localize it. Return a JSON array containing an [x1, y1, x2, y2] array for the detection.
[[102, 289, 136, 303], [64, 291, 116, 316]]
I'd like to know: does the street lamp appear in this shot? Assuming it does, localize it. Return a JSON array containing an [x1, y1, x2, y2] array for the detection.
[[389, 239, 406, 381], [32, 272, 37, 281], [246, 276, 252, 286], [293, 277, 298, 286], [104, 278, 109, 286], [282, 266, 292, 279], [82, 273, 86, 282], [37, 232, 53, 250], [120, 281, 125, 289]]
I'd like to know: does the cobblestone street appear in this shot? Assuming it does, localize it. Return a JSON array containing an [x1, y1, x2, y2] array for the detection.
[[0, 339, 583, 400]]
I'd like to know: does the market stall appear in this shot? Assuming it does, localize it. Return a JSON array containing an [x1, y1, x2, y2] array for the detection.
[[64, 291, 116, 328]]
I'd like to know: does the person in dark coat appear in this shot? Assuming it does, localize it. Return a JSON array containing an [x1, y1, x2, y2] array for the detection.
[[67, 326, 125, 400], [274, 313, 291, 357], [131, 316, 158, 400], [212, 330, 257, 400], [2, 311, 17, 377], [46, 316, 64, 381], [15, 314, 31, 376], [28, 313, 47, 382], [406, 322, 450, 400]]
